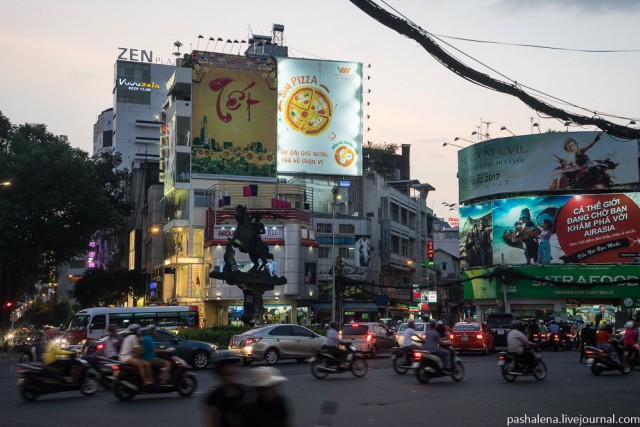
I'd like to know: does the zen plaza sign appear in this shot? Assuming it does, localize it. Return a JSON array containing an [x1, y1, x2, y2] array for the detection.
[[117, 47, 176, 65]]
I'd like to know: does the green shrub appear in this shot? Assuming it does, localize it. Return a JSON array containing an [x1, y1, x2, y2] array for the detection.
[[178, 325, 251, 349]]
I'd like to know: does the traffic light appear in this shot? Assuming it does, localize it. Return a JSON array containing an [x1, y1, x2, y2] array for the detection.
[[3, 301, 12, 308]]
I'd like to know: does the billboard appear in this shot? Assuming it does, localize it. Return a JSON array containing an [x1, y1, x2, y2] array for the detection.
[[461, 193, 640, 267], [458, 132, 639, 202], [463, 265, 640, 299], [190, 52, 277, 178], [277, 58, 363, 176]]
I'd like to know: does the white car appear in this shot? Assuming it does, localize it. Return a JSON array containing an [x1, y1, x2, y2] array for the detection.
[[396, 322, 427, 346]]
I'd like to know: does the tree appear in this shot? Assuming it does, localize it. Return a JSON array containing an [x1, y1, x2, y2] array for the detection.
[[0, 111, 132, 327], [74, 268, 146, 308]]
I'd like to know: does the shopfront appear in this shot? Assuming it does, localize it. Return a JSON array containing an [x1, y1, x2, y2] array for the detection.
[[463, 264, 640, 326]]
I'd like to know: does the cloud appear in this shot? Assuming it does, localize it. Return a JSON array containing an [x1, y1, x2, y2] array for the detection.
[[69, 70, 95, 82]]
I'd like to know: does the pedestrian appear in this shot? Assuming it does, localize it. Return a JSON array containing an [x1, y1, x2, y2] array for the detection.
[[580, 321, 595, 363], [203, 351, 245, 427], [245, 366, 291, 427]]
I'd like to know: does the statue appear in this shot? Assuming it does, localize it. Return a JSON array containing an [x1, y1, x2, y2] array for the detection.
[[210, 205, 287, 326]]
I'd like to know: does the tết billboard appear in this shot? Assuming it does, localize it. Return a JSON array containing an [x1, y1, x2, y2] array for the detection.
[[457, 132, 639, 203], [465, 192, 640, 266], [190, 52, 277, 178], [277, 58, 363, 176]]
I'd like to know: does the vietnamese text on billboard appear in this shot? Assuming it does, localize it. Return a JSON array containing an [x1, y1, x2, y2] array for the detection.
[[190, 51, 277, 178], [457, 132, 638, 202], [460, 192, 640, 268], [277, 58, 363, 176]]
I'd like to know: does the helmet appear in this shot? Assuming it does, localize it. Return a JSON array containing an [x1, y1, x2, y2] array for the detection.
[[626, 321, 635, 329], [538, 320, 544, 324], [127, 324, 142, 333], [437, 320, 444, 325], [509, 320, 523, 330], [212, 350, 240, 373], [146, 324, 157, 333]]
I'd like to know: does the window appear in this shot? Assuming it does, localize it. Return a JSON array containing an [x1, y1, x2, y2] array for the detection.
[[109, 313, 133, 329], [319, 247, 331, 259], [291, 326, 315, 338], [338, 247, 355, 259], [90, 315, 106, 330], [391, 235, 400, 254], [441, 262, 448, 271], [401, 239, 409, 257], [69, 260, 85, 269], [316, 223, 333, 233], [269, 326, 293, 336], [339, 224, 354, 234], [132, 312, 157, 326], [180, 311, 197, 327], [390, 203, 399, 222], [194, 190, 215, 207], [157, 312, 180, 328]]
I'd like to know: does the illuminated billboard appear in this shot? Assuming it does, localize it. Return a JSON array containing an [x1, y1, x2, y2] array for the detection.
[[460, 193, 640, 267], [277, 58, 363, 176], [190, 52, 277, 178], [458, 132, 639, 202]]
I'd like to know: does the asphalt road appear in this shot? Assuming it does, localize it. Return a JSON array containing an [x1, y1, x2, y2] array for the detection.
[[1, 349, 639, 427]]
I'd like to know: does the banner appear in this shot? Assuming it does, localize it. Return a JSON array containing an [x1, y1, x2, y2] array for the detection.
[[277, 58, 363, 176], [190, 52, 277, 178], [457, 132, 638, 202]]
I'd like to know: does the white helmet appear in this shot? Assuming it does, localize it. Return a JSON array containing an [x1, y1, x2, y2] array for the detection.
[[626, 321, 635, 329]]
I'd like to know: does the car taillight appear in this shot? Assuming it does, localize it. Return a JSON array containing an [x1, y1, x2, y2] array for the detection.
[[449, 334, 454, 340], [96, 344, 104, 350], [366, 333, 373, 342], [476, 334, 483, 339], [413, 351, 423, 360], [245, 337, 262, 346]]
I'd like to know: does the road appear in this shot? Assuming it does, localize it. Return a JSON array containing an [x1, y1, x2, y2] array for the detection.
[[1, 349, 639, 427]]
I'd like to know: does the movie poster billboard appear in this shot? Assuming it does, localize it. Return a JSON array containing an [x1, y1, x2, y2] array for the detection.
[[355, 236, 371, 267], [458, 132, 638, 202], [459, 202, 493, 270], [277, 58, 363, 176], [190, 51, 277, 178], [491, 192, 640, 265]]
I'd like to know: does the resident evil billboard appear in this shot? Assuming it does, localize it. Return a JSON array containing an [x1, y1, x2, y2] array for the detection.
[[460, 192, 640, 268], [457, 132, 639, 203]]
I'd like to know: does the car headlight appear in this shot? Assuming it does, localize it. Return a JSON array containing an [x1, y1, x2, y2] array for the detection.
[[209, 343, 218, 351]]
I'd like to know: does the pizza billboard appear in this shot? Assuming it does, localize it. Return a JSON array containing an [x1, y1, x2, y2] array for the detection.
[[276, 58, 363, 176], [457, 132, 639, 203], [190, 51, 277, 178], [460, 192, 640, 267]]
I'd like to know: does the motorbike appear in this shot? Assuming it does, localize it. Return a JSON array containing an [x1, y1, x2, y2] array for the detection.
[[584, 343, 631, 376], [16, 356, 100, 401], [497, 349, 547, 382], [548, 156, 618, 190], [310, 344, 368, 379], [112, 354, 198, 400], [414, 345, 465, 384], [80, 341, 119, 389], [391, 346, 421, 374]]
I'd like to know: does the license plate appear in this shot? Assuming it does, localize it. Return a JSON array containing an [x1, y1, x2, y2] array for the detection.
[[461, 336, 468, 341], [411, 362, 420, 369], [498, 360, 505, 366]]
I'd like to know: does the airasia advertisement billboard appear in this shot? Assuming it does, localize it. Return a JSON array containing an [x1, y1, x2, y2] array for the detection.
[[460, 193, 640, 267], [277, 58, 363, 176], [457, 132, 638, 203]]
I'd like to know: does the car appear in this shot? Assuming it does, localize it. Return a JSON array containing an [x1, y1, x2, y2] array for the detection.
[[228, 324, 326, 365], [81, 329, 218, 370], [486, 313, 518, 346], [340, 322, 397, 358], [449, 322, 495, 354], [395, 322, 427, 346]]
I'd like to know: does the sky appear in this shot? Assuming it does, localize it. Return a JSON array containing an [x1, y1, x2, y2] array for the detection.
[[3, 0, 640, 221]]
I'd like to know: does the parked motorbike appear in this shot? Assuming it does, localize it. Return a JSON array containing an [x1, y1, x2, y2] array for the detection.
[[584, 345, 631, 375], [16, 357, 99, 401], [391, 346, 421, 374], [414, 346, 465, 384], [112, 354, 198, 400], [497, 349, 547, 382], [310, 344, 368, 379]]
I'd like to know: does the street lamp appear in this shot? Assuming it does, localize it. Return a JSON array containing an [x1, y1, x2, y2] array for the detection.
[[443, 142, 465, 149], [454, 137, 474, 144], [331, 186, 342, 324], [1, 181, 10, 187], [500, 126, 515, 136]]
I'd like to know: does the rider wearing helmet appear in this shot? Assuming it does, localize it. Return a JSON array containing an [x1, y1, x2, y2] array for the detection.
[[506, 320, 537, 372], [119, 324, 153, 386], [623, 321, 639, 361], [204, 351, 246, 427], [422, 320, 453, 370]]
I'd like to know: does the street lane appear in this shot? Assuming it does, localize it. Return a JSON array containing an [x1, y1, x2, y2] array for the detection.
[[1, 350, 639, 427]]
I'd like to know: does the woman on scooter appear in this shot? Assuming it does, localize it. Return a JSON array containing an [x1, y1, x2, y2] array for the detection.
[[623, 321, 639, 361], [595, 323, 621, 365]]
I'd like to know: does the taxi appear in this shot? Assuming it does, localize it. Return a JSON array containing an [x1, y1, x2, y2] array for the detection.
[[450, 322, 495, 354]]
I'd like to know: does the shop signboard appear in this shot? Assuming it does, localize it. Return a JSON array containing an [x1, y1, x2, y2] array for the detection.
[[277, 58, 363, 176], [190, 51, 277, 178], [457, 132, 638, 203], [464, 264, 640, 299]]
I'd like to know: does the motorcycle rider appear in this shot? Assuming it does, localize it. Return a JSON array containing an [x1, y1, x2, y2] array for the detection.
[[102, 324, 121, 359], [423, 320, 452, 371], [402, 320, 421, 349], [623, 321, 639, 361], [141, 325, 173, 384], [506, 320, 537, 372], [325, 322, 349, 366], [42, 335, 76, 382], [580, 321, 596, 363], [119, 324, 153, 386], [595, 322, 621, 365]]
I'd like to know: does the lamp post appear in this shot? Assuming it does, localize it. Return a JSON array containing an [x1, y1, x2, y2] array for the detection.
[[442, 142, 465, 149], [500, 126, 515, 136], [454, 137, 474, 144], [331, 186, 342, 324]]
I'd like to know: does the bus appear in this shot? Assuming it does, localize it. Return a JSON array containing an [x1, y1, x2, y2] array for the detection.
[[63, 306, 200, 345]]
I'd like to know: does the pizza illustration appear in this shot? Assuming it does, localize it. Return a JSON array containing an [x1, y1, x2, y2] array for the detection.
[[334, 145, 356, 168], [284, 86, 333, 136]]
